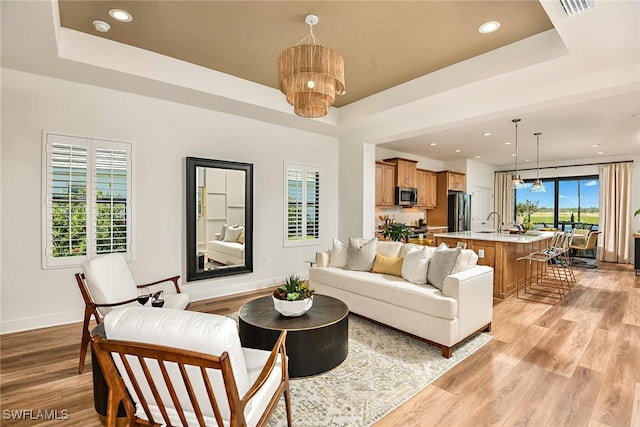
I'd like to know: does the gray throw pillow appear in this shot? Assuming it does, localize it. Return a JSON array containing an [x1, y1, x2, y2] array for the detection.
[[427, 247, 462, 291], [346, 237, 377, 271]]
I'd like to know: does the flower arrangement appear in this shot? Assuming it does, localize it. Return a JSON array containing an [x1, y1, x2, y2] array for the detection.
[[273, 275, 314, 301]]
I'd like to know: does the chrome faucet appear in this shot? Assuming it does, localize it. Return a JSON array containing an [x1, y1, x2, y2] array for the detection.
[[486, 211, 504, 232]]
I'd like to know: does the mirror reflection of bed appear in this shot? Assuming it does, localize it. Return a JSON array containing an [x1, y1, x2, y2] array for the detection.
[[196, 167, 245, 270]]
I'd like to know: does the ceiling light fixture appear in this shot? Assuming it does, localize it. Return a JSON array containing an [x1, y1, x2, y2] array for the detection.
[[591, 144, 600, 147], [278, 14, 345, 118], [530, 132, 546, 193], [429, 142, 437, 146], [511, 118, 527, 189], [92, 20, 110, 32], [504, 142, 512, 145], [479, 21, 501, 34], [109, 9, 132, 22], [482, 132, 491, 136], [475, 155, 481, 159], [454, 149, 461, 153], [597, 151, 604, 154]]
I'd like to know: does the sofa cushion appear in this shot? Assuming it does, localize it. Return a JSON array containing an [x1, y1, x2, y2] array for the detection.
[[346, 237, 377, 271], [371, 254, 403, 277], [427, 247, 461, 290], [401, 246, 432, 284], [311, 267, 457, 320], [328, 238, 348, 268], [375, 240, 404, 258], [453, 249, 479, 273]]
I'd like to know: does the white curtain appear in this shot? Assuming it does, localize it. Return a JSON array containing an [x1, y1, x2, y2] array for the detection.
[[598, 162, 632, 263], [494, 172, 515, 228]]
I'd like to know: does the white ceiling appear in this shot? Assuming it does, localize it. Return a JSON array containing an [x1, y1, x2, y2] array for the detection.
[[1, 0, 639, 168]]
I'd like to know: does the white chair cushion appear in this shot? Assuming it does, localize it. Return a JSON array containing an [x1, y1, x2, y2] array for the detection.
[[83, 253, 137, 311], [104, 307, 251, 423]]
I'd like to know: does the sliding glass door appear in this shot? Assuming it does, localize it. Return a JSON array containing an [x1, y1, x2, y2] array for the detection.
[[515, 175, 599, 231]]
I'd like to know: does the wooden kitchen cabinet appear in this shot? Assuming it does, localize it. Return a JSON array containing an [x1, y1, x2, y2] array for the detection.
[[375, 161, 395, 206], [447, 172, 466, 192], [416, 169, 437, 209], [383, 157, 417, 187]]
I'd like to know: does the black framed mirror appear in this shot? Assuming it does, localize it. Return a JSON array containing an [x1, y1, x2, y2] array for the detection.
[[186, 157, 253, 281]]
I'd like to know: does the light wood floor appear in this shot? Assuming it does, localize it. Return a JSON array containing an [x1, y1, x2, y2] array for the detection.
[[1, 262, 638, 426]]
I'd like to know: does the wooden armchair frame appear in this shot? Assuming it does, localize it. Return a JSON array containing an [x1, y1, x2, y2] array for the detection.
[[75, 273, 183, 374], [91, 331, 291, 427]]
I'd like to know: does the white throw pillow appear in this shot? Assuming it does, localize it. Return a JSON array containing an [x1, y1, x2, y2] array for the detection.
[[452, 249, 479, 273], [346, 237, 377, 271], [376, 241, 404, 258], [328, 238, 348, 268], [223, 225, 243, 242], [427, 246, 461, 291], [401, 246, 432, 284]]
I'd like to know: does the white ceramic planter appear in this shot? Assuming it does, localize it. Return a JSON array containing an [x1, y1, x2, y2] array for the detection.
[[272, 296, 313, 317]]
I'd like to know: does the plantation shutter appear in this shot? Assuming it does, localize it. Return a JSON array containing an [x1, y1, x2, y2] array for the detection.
[[44, 136, 90, 267], [43, 134, 132, 268], [92, 144, 131, 256], [306, 168, 320, 240], [284, 163, 321, 247]]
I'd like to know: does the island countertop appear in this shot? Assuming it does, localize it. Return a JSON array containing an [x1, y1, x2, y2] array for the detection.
[[433, 230, 555, 244]]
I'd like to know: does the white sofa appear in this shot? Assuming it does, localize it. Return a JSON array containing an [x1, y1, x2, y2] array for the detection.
[[309, 239, 494, 357], [207, 239, 244, 265]]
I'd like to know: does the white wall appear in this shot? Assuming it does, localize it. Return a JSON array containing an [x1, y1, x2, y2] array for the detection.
[[0, 69, 339, 333]]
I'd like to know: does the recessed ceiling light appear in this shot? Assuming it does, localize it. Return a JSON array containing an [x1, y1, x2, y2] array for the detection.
[[474, 155, 481, 159], [511, 153, 516, 157], [597, 151, 604, 154], [479, 21, 501, 34], [92, 20, 110, 32], [504, 142, 512, 145], [525, 159, 531, 162], [429, 143, 437, 146], [454, 149, 462, 153], [591, 144, 600, 147], [109, 9, 132, 22], [482, 132, 491, 136]]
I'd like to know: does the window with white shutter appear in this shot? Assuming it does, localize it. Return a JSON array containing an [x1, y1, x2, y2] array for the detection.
[[284, 162, 321, 247], [42, 133, 132, 268]]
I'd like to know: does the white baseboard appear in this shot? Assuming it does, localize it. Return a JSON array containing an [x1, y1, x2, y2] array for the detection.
[[0, 309, 85, 335]]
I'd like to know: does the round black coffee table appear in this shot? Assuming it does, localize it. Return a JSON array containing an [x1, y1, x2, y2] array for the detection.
[[238, 294, 349, 378]]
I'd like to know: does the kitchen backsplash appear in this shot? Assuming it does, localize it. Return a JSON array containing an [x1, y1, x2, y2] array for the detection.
[[375, 207, 426, 228]]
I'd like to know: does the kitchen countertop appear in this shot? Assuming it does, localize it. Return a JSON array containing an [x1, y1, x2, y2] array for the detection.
[[433, 230, 555, 244]]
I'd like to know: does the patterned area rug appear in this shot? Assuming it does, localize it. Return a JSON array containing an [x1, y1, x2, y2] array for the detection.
[[262, 315, 492, 427]]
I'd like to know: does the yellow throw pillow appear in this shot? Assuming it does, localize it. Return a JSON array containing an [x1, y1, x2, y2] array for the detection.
[[371, 253, 404, 277], [237, 231, 245, 244]]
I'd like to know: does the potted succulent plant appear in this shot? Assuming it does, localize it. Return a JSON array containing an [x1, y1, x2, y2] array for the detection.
[[272, 275, 315, 317], [382, 222, 412, 242]]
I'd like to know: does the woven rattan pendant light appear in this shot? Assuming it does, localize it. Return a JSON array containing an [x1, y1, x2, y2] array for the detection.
[[278, 14, 345, 118]]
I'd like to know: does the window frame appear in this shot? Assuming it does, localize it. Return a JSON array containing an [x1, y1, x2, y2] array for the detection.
[[41, 132, 133, 268], [283, 162, 322, 248]]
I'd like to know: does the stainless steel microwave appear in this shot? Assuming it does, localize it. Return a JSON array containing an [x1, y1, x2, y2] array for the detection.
[[395, 186, 418, 206]]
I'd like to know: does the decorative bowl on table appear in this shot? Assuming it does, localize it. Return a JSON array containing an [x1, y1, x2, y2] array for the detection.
[[272, 296, 313, 317], [272, 274, 315, 317]]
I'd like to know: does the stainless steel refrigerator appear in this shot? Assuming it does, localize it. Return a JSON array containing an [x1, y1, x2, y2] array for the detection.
[[447, 193, 471, 232]]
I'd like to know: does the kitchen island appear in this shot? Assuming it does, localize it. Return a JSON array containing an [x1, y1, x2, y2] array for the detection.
[[434, 231, 555, 299]]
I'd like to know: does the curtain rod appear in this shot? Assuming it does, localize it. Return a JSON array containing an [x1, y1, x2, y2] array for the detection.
[[494, 159, 633, 174]]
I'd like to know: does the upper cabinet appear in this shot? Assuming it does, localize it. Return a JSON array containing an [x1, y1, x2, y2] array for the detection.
[[383, 157, 417, 187], [443, 171, 466, 192], [416, 169, 437, 209], [375, 161, 395, 207]]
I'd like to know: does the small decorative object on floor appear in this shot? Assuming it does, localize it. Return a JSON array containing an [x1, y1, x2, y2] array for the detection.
[[273, 274, 314, 316]]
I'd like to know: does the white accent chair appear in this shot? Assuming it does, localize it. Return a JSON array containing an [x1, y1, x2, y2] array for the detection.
[[75, 253, 190, 373], [92, 306, 291, 427]]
